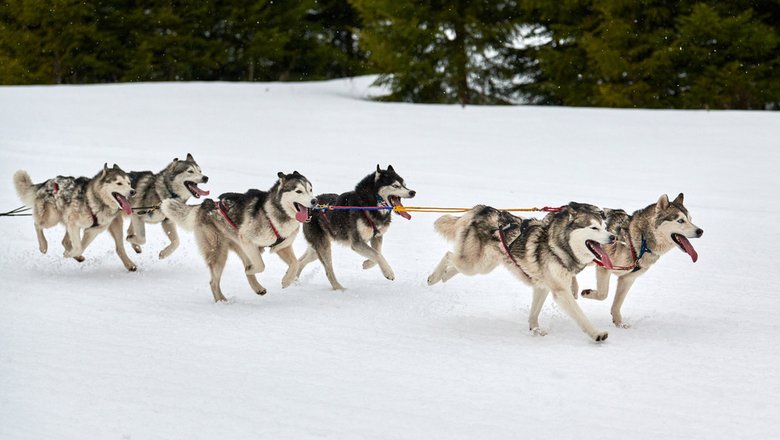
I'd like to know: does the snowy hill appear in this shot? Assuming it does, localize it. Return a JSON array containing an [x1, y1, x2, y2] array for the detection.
[[1, 77, 778, 439]]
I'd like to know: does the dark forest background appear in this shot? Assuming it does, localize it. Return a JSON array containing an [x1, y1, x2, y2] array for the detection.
[[1, 0, 778, 109]]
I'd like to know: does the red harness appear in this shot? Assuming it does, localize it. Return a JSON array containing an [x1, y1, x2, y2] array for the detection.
[[497, 225, 532, 281], [218, 199, 285, 247], [594, 230, 645, 272]]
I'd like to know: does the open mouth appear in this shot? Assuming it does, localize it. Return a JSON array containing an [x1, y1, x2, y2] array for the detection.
[[672, 233, 698, 263], [185, 181, 210, 198], [112, 192, 133, 215], [293, 202, 311, 223], [388, 195, 411, 220], [586, 239, 614, 269]]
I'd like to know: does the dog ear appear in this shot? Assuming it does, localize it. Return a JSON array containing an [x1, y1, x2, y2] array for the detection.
[[173, 157, 179, 162], [656, 194, 670, 210], [186, 153, 194, 161], [672, 193, 684, 205], [277, 171, 286, 180], [101, 163, 108, 178], [375, 164, 381, 182], [387, 164, 395, 173], [292, 170, 300, 176], [112, 163, 120, 170]]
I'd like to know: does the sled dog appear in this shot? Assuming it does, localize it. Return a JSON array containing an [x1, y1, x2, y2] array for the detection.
[[578, 193, 704, 327], [126, 153, 209, 259], [427, 203, 616, 342], [296, 165, 416, 290], [14, 164, 137, 271], [162, 171, 315, 302]]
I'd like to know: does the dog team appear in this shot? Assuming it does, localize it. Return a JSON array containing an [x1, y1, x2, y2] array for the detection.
[[13, 156, 704, 342]]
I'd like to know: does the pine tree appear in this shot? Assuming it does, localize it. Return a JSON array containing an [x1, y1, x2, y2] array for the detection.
[[350, 0, 524, 104]]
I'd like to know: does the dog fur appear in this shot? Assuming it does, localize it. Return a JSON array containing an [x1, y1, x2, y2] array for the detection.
[[126, 153, 209, 259], [162, 171, 316, 302], [295, 165, 416, 290], [14, 164, 137, 271], [427, 203, 616, 342], [578, 193, 704, 327]]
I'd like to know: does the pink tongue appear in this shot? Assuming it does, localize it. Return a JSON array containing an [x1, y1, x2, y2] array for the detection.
[[116, 194, 133, 216], [295, 205, 309, 223], [675, 235, 699, 263], [188, 183, 210, 196], [591, 242, 614, 269], [397, 210, 411, 220]]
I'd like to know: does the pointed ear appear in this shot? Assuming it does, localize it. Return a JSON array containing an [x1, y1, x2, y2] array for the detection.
[[292, 170, 300, 176], [277, 171, 285, 180], [387, 164, 394, 173], [656, 194, 670, 210], [186, 153, 194, 161], [672, 193, 684, 205], [173, 157, 179, 162], [101, 163, 108, 178], [375, 164, 381, 182], [112, 163, 120, 170]]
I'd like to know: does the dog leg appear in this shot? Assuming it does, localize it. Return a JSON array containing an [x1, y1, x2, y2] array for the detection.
[[238, 242, 265, 274], [63, 224, 83, 258], [207, 244, 229, 302], [362, 236, 383, 269], [611, 273, 639, 328], [108, 216, 137, 271], [528, 287, 549, 336], [34, 223, 48, 254], [571, 276, 579, 299], [314, 241, 344, 290], [295, 246, 318, 279], [126, 215, 146, 254], [76, 225, 105, 258], [158, 218, 179, 259], [551, 285, 608, 342], [427, 251, 453, 285], [232, 244, 266, 295], [276, 245, 298, 288], [351, 240, 394, 280], [582, 265, 610, 301]]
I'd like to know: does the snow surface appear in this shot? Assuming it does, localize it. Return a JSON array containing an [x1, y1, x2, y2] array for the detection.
[[1, 77, 778, 439]]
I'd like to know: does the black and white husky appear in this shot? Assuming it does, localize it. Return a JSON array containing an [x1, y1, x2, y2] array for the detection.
[[14, 164, 138, 271], [427, 203, 616, 342], [162, 171, 316, 302], [578, 193, 704, 327], [126, 153, 209, 259], [296, 165, 416, 290]]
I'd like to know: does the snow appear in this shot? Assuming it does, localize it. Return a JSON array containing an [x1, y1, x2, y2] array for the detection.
[[1, 77, 778, 439]]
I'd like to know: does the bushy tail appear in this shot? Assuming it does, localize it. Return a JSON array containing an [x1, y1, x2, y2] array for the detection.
[[433, 214, 460, 241], [13, 170, 36, 205], [161, 199, 200, 231]]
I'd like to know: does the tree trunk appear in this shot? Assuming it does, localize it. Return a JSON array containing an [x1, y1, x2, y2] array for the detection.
[[453, 0, 469, 106]]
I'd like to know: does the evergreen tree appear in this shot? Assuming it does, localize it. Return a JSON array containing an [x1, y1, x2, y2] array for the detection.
[[350, 0, 524, 104]]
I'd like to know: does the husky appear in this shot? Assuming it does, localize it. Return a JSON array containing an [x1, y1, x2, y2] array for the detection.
[[125, 153, 209, 259], [13, 164, 138, 271], [578, 193, 704, 327], [427, 202, 616, 342], [162, 171, 316, 302], [295, 165, 416, 290]]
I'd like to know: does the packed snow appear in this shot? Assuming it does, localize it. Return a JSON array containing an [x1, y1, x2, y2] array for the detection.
[[1, 77, 778, 439]]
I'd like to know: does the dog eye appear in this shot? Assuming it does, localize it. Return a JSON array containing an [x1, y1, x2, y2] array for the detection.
[[677, 219, 685, 223], [392, 184, 400, 188], [296, 190, 303, 194], [591, 227, 598, 230], [188, 170, 194, 173]]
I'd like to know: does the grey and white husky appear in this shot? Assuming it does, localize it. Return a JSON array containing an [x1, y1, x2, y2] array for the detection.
[[13, 164, 138, 271], [427, 202, 616, 342], [126, 153, 209, 259], [295, 165, 416, 290], [578, 193, 704, 327], [162, 171, 316, 302]]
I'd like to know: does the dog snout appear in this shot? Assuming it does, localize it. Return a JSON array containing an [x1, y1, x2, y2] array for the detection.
[[696, 228, 703, 237], [608, 234, 616, 243], [408, 190, 416, 198], [311, 198, 318, 206], [129, 189, 137, 197], [202, 176, 209, 183]]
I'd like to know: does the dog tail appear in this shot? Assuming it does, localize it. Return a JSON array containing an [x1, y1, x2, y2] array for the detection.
[[161, 199, 199, 231], [434, 214, 460, 241], [13, 170, 37, 205]]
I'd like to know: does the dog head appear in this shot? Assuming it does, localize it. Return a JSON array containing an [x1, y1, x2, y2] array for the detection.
[[374, 164, 416, 219], [96, 163, 134, 215], [654, 193, 703, 262], [562, 202, 616, 269], [167, 153, 210, 200], [276, 171, 315, 223]]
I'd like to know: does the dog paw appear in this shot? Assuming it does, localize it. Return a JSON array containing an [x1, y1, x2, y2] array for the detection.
[[74, 256, 85, 263], [331, 284, 346, 291], [39, 244, 48, 254], [362, 259, 376, 270], [281, 274, 295, 288], [159, 248, 174, 259], [613, 321, 631, 329], [592, 331, 609, 342], [581, 289, 608, 301], [127, 264, 137, 272], [133, 244, 143, 254], [529, 327, 547, 336], [255, 287, 267, 296], [382, 270, 395, 281]]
